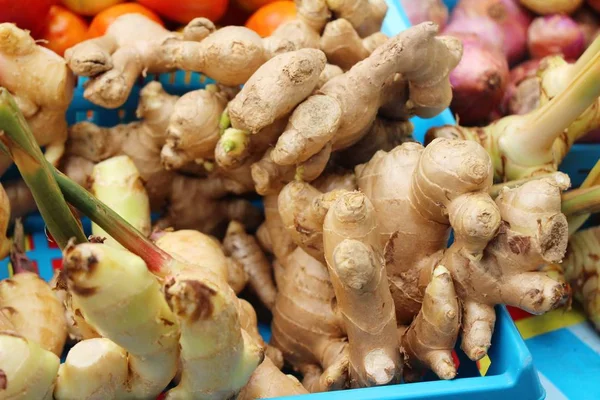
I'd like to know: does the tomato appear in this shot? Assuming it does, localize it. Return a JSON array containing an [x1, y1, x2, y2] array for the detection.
[[88, 3, 163, 38], [245, 1, 296, 37], [235, 0, 279, 12], [61, 0, 125, 16], [40, 5, 89, 56], [136, 0, 228, 24], [0, 0, 57, 38]]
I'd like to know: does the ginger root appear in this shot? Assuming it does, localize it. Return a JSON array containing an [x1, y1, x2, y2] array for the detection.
[[90, 155, 151, 248], [60, 243, 179, 399], [224, 221, 278, 310], [65, 81, 261, 234], [0, 331, 60, 400], [323, 191, 402, 387], [65, 14, 287, 108], [561, 226, 600, 331], [269, 22, 461, 173], [0, 23, 74, 177]]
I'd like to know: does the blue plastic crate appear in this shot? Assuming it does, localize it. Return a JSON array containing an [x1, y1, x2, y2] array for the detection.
[[2, 1, 575, 399]]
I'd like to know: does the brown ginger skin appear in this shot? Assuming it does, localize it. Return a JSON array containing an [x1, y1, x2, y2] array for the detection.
[[562, 226, 600, 331], [226, 48, 327, 135], [440, 176, 570, 360], [0, 23, 74, 177], [66, 82, 261, 233], [65, 14, 288, 108], [320, 18, 388, 71], [237, 357, 309, 399], [223, 221, 278, 310], [323, 192, 402, 388], [161, 85, 235, 171], [270, 23, 462, 169], [398, 265, 460, 381], [270, 246, 350, 392], [355, 138, 497, 325]]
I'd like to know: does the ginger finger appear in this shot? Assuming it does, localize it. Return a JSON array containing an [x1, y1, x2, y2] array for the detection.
[[1, 222, 68, 356], [237, 358, 309, 399], [66, 15, 273, 108], [90, 155, 151, 248], [227, 48, 327, 135], [323, 191, 402, 387], [270, 23, 461, 167], [0, 331, 59, 400], [161, 85, 233, 171], [320, 19, 387, 70], [224, 221, 278, 310], [399, 265, 460, 380], [326, 0, 388, 37]]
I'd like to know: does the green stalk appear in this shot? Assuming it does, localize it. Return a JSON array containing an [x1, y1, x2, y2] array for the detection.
[[0, 88, 86, 249], [53, 170, 172, 277], [561, 186, 600, 217], [567, 160, 600, 234], [510, 49, 600, 159], [570, 35, 600, 79]]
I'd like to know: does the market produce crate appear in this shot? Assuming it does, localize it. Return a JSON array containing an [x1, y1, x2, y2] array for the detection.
[[8, 0, 594, 398]]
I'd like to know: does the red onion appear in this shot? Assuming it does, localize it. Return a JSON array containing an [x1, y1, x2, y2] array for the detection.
[[519, 0, 584, 14], [448, 33, 510, 125], [528, 15, 586, 60], [574, 6, 600, 46], [501, 58, 542, 115], [449, 0, 532, 64], [588, 0, 600, 12], [401, 0, 449, 29]]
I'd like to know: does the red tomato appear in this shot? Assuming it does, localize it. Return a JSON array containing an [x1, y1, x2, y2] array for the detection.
[[245, 1, 296, 37], [235, 0, 279, 12], [40, 5, 89, 56], [88, 3, 163, 38], [136, 0, 229, 24], [0, 0, 57, 38]]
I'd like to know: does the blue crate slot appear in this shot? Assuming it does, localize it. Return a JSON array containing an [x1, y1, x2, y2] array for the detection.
[[0, 0, 565, 399]]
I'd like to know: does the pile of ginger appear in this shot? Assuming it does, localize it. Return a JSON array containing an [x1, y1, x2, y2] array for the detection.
[[0, 0, 586, 398]]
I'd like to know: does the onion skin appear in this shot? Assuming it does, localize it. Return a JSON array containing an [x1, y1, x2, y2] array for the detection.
[[574, 6, 600, 46], [448, 0, 532, 64], [448, 33, 510, 125], [519, 0, 584, 15], [401, 0, 449, 29], [528, 15, 586, 60], [501, 58, 542, 115]]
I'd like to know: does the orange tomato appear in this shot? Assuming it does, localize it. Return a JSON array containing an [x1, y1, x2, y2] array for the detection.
[[88, 3, 163, 38], [245, 1, 296, 37], [136, 0, 228, 24], [235, 0, 279, 12], [40, 5, 89, 56]]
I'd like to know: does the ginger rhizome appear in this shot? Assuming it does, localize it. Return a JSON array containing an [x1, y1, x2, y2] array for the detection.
[[0, 23, 74, 176], [0, 331, 60, 400], [268, 23, 461, 177], [224, 221, 278, 310], [65, 14, 290, 108], [323, 191, 402, 387], [562, 226, 600, 331], [64, 81, 261, 233], [0, 219, 68, 357], [426, 35, 600, 182], [58, 243, 180, 400], [90, 155, 151, 248]]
